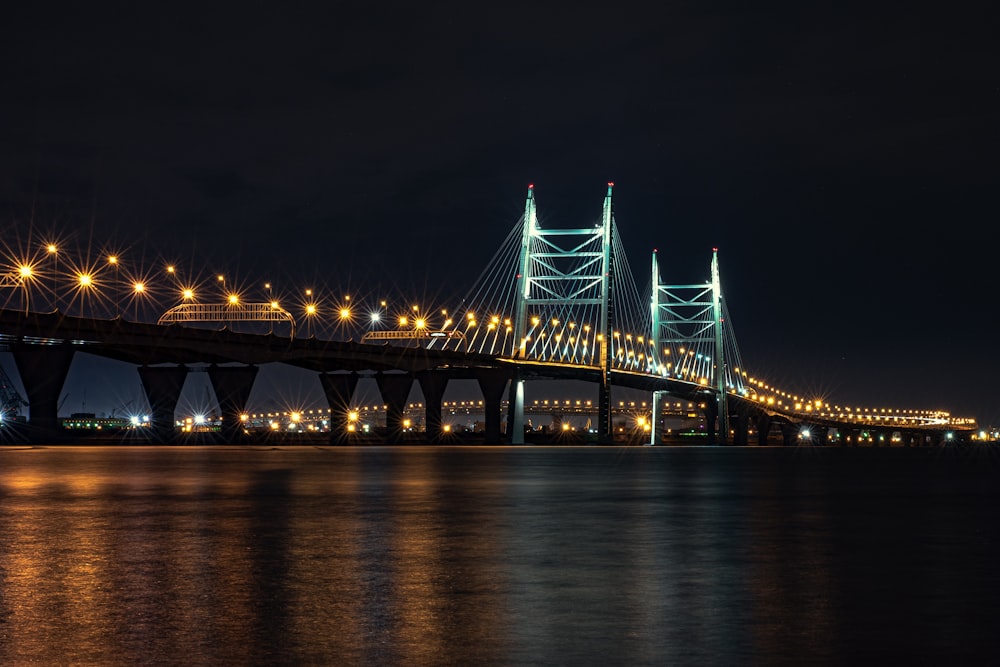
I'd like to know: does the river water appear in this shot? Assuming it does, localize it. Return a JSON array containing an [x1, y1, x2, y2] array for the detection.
[[0, 445, 997, 666]]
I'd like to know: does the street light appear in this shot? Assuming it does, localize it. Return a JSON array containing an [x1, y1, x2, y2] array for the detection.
[[108, 255, 120, 316], [226, 291, 239, 330], [132, 281, 145, 321], [264, 283, 274, 332], [77, 272, 93, 316], [18, 264, 33, 315], [46, 243, 58, 310], [305, 303, 317, 338]]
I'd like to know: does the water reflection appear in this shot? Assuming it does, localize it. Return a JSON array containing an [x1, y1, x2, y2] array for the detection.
[[0, 446, 997, 665]]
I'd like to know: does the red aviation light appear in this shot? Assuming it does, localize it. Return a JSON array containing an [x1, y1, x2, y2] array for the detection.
[[607, 181, 614, 187], [713, 247, 718, 252], [528, 183, 534, 189]]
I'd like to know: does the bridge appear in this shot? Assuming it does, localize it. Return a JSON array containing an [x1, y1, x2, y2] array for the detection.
[[0, 184, 977, 445]]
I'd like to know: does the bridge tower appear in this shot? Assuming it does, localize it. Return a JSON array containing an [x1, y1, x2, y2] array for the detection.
[[511, 183, 617, 443], [710, 248, 729, 440], [650, 248, 730, 443]]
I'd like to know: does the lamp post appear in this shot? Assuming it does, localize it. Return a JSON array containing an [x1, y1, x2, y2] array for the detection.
[[132, 281, 145, 321], [338, 295, 352, 338], [305, 303, 317, 338], [18, 265, 33, 315], [78, 273, 93, 317], [264, 282, 273, 333], [227, 291, 239, 330], [108, 255, 120, 316], [46, 244, 58, 311]]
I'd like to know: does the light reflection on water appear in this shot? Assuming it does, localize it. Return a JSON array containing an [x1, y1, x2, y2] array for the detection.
[[0, 445, 998, 665]]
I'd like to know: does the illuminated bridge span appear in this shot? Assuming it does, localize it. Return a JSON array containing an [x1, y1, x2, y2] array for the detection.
[[0, 183, 978, 444]]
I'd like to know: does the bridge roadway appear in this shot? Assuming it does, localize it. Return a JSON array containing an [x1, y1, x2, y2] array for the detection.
[[0, 308, 973, 445]]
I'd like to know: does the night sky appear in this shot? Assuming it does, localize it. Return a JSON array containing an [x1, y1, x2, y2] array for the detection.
[[2, 2, 998, 426]]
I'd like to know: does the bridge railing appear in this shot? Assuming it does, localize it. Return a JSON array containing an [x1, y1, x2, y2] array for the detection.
[[158, 303, 296, 338], [360, 329, 467, 348]]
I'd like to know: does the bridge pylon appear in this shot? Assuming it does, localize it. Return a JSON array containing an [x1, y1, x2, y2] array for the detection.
[[650, 247, 731, 443], [510, 182, 617, 443], [710, 249, 729, 441]]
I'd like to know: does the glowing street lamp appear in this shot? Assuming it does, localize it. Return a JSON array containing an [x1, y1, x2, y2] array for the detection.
[[264, 283, 274, 332], [305, 303, 317, 337], [132, 281, 145, 321], [108, 255, 120, 316], [46, 243, 58, 310], [77, 272, 94, 316], [17, 264, 33, 314]]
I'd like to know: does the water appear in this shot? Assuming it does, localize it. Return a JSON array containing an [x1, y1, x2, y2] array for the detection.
[[0, 445, 997, 666]]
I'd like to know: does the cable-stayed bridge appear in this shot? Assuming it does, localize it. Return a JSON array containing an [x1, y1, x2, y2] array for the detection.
[[0, 184, 978, 444]]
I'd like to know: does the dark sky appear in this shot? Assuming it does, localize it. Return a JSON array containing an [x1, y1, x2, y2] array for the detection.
[[2, 2, 998, 426]]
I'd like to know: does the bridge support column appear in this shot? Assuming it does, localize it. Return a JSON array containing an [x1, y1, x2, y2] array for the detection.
[[779, 423, 798, 446], [416, 370, 449, 442], [506, 373, 525, 445], [10, 341, 75, 438], [597, 379, 613, 444], [732, 412, 749, 446], [319, 372, 360, 443], [756, 415, 771, 445], [138, 365, 189, 443], [648, 390, 666, 445], [207, 364, 259, 442], [703, 400, 720, 444], [474, 369, 509, 445], [375, 372, 413, 443]]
